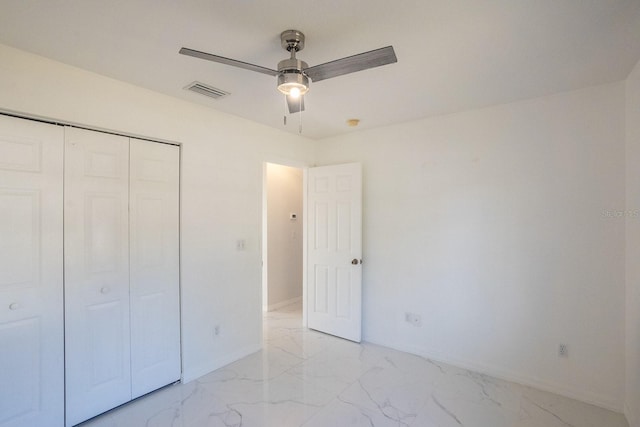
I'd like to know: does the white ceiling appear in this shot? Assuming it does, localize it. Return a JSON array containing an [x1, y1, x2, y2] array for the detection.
[[1, 1, 640, 139]]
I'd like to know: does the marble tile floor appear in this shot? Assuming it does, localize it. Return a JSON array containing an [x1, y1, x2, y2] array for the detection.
[[80, 303, 628, 427]]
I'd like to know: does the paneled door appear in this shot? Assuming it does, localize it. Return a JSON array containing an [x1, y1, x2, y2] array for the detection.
[[129, 139, 180, 398], [0, 115, 64, 427], [307, 163, 362, 342], [64, 128, 131, 426]]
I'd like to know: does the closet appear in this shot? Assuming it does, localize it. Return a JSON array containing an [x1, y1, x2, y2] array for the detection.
[[0, 115, 65, 427], [64, 128, 181, 426], [0, 116, 181, 427]]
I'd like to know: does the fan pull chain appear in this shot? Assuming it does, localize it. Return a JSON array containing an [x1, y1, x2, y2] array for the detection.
[[283, 95, 288, 126], [282, 94, 303, 134]]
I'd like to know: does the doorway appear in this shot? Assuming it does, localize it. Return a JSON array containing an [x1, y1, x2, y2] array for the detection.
[[261, 161, 364, 343], [262, 162, 305, 320]]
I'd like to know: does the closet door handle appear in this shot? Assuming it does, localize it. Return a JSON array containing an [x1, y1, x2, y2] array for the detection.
[[100, 286, 111, 295], [9, 302, 21, 311]]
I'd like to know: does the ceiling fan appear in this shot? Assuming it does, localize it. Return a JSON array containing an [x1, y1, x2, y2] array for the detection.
[[179, 29, 397, 115]]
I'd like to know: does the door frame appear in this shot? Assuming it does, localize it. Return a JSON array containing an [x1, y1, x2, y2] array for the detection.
[[261, 157, 310, 328]]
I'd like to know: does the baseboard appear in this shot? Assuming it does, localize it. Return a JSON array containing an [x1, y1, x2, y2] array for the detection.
[[626, 402, 638, 427], [364, 336, 623, 413], [181, 343, 262, 384], [267, 296, 302, 312]]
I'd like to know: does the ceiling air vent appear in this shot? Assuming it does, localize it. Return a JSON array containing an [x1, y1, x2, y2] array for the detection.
[[184, 81, 230, 100]]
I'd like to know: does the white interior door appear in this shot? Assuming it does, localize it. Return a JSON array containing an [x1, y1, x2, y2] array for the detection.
[[64, 128, 131, 426], [307, 163, 362, 342], [0, 115, 64, 427], [129, 139, 181, 398]]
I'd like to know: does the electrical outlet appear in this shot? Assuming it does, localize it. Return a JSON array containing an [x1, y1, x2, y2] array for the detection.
[[558, 343, 568, 357], [214, 325, 221, 336], [236, 239, 245, 251]]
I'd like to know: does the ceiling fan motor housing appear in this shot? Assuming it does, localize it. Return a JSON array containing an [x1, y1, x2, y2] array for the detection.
[[277, 58, 308, 73]]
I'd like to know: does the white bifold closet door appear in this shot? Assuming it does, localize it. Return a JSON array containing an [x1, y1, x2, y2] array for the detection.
[[129, 138, 180, 399], [0, 115, 64, 427], [64, 128, 132, 426], [64, 129, 180, 426]]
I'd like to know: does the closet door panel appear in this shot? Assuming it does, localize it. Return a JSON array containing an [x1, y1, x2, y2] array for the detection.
[[130, 139, 180, 398], [0, 115, 64, 427], [64, 128, 131, 427]]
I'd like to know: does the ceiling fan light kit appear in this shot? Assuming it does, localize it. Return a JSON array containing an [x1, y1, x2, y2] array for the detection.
[[277, 63, 310, 97], [179, 29, 397, 131]]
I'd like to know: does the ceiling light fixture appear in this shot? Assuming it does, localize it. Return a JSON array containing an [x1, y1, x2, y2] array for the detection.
[[276, 33, 310, 98], [277, 31, 309, 133], [277, 70, 309, 96]]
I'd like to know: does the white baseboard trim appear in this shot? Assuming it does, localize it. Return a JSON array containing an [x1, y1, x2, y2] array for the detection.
[[267, 296, 302, 312], [626, 402, 638, 427], [364, 336, 623, 414], [181, 343, 262, 384]]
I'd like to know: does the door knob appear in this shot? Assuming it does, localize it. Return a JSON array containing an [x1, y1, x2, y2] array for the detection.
[[351, 259, 359, 265], [100, 286, 110, 294], [9, 302, 21, 310]]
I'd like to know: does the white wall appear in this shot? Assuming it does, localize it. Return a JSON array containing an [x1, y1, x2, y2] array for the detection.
[[0, 41, 632, 415], [0, 43, 315, 382], [266, 163, 303, 310], [316, 83, 627, 410], [626, 58, 640, 427]]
